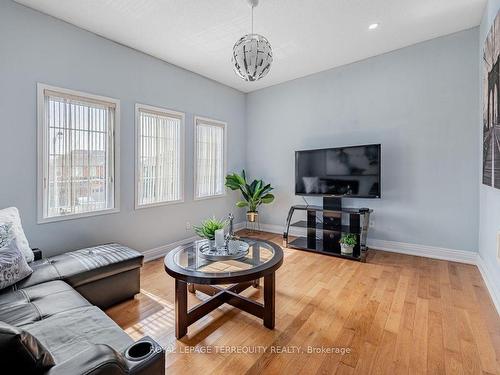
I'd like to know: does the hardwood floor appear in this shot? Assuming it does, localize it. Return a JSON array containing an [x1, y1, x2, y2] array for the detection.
[[106, 231, 500, 374]]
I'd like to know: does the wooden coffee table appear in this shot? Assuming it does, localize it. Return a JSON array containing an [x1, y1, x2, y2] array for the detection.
[[164, 238, 283, 339]]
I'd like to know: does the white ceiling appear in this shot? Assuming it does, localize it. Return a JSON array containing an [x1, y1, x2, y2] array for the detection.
[[15, 0, 486, 93]]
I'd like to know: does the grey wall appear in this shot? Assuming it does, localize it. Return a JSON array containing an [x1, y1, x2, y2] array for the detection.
[[0, 0, 483, 258], [0, 0, 246, 256], [479, 0, 500, 295], [246, 28, 480, 252]]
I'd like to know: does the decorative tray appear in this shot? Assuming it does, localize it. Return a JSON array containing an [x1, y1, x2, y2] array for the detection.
[[198, 239, 250, 261]]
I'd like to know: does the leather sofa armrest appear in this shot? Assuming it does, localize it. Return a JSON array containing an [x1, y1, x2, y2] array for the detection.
[[46, 344, 129, 375], [32, 248, 43, 261]]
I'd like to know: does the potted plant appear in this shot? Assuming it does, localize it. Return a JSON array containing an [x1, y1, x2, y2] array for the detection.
[[225, 170, 275, 222], [339, 234, 357, 255], [193, 217, 227, 247]]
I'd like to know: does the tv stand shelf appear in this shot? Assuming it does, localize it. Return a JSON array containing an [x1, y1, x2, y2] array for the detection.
[[283, 198, 372, 262], [290, 221, 356, 233]]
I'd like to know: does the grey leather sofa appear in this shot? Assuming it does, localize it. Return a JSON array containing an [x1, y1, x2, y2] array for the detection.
[[0, 243, 165, 375]]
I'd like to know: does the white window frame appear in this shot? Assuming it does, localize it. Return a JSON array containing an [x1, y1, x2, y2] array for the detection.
[[134, 103, 185, 209], [193, 116, 227, 200], [37, 83, 120, 224]]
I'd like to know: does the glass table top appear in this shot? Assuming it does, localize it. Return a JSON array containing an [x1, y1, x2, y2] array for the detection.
[[172, 238, 276, 275]]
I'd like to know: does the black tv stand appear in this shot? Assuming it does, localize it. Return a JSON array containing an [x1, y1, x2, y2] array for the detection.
[[322, 196, 343, 211], [283, 196, 372, 262]]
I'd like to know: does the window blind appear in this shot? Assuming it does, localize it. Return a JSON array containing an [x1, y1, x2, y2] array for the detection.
[[137, 107, 183, 206], [195, 118, 226, 198], [42, 90, 116, 219]]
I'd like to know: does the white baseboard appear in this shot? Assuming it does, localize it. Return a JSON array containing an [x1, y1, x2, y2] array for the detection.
[[142, 222, 246, 262], [366, 238, 477, 264], [258, 223, 289, 236], [142, 235, 198, 262], [476, 255, 500, 315]]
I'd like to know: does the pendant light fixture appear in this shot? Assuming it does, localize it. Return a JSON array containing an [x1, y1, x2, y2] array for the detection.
[[232, 0, 273, 81]]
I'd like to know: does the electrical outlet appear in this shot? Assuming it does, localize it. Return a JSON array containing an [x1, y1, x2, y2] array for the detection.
[[185, 222, 191, 231], [497, 231, 500, 262]]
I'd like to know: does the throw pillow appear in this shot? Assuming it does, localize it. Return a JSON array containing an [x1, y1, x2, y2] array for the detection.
[[0, 223, 33, 290], [0, 207, 34, 262], [0, 321, 55, 374]]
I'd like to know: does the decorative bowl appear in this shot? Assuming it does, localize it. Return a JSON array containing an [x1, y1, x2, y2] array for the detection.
[[198, 239, 250, 261]]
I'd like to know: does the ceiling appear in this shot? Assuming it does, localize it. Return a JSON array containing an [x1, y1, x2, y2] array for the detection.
[[15, 0, 486, 93]]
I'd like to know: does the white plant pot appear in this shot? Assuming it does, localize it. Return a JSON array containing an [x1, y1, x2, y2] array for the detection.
[[340, 243, 354, 255]]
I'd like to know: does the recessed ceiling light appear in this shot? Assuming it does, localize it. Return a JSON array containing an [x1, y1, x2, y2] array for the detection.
[[368, 23, 379, 30]]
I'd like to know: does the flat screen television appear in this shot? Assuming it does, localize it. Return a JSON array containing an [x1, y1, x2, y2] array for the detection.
[[295, 144, 381, 198]]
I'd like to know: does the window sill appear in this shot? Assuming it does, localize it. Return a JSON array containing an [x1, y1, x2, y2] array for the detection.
[[135, 199, 185, 210], [194, 192, 227, 201], [37, 208, 120, 224]]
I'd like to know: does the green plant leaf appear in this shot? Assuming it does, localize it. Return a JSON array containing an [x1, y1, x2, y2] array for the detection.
[[261, 193, 275, 204], [236, 201, 248, 207], [235, 173, 246, 186], [225, 174, 238, 190], [240, 188, 250, 201], [250, 179, 259, 192], [260, 184, 272, 194], [262, 188, 273, 196], [252, 181, 263, 199]]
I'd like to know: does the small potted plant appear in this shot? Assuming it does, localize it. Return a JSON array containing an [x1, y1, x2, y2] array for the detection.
[[193, 217, 227, 247], [225, 170, 274, 223], [339, 234, 357, 255]]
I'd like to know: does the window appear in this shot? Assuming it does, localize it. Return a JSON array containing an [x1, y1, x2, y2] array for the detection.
[[37, 84, 119, 223], [135, 104, 184, 208], [194, 116, 226, 199]]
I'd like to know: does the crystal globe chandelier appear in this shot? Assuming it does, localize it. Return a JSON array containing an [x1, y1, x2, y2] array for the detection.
[[232, 0, 273, 82]]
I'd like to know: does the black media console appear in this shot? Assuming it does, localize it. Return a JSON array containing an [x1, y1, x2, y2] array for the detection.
[[283, 197, 372, 262]]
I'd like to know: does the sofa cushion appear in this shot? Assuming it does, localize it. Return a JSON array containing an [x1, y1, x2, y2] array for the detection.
[[0, 207, 34, 262], [9, 258, 61, 290], [46, 243, 143, 287], [0, 280, 90, 326], [22, 305, 133, 364], [0, 320, 55, 374], [0, 225, 33, 290]]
